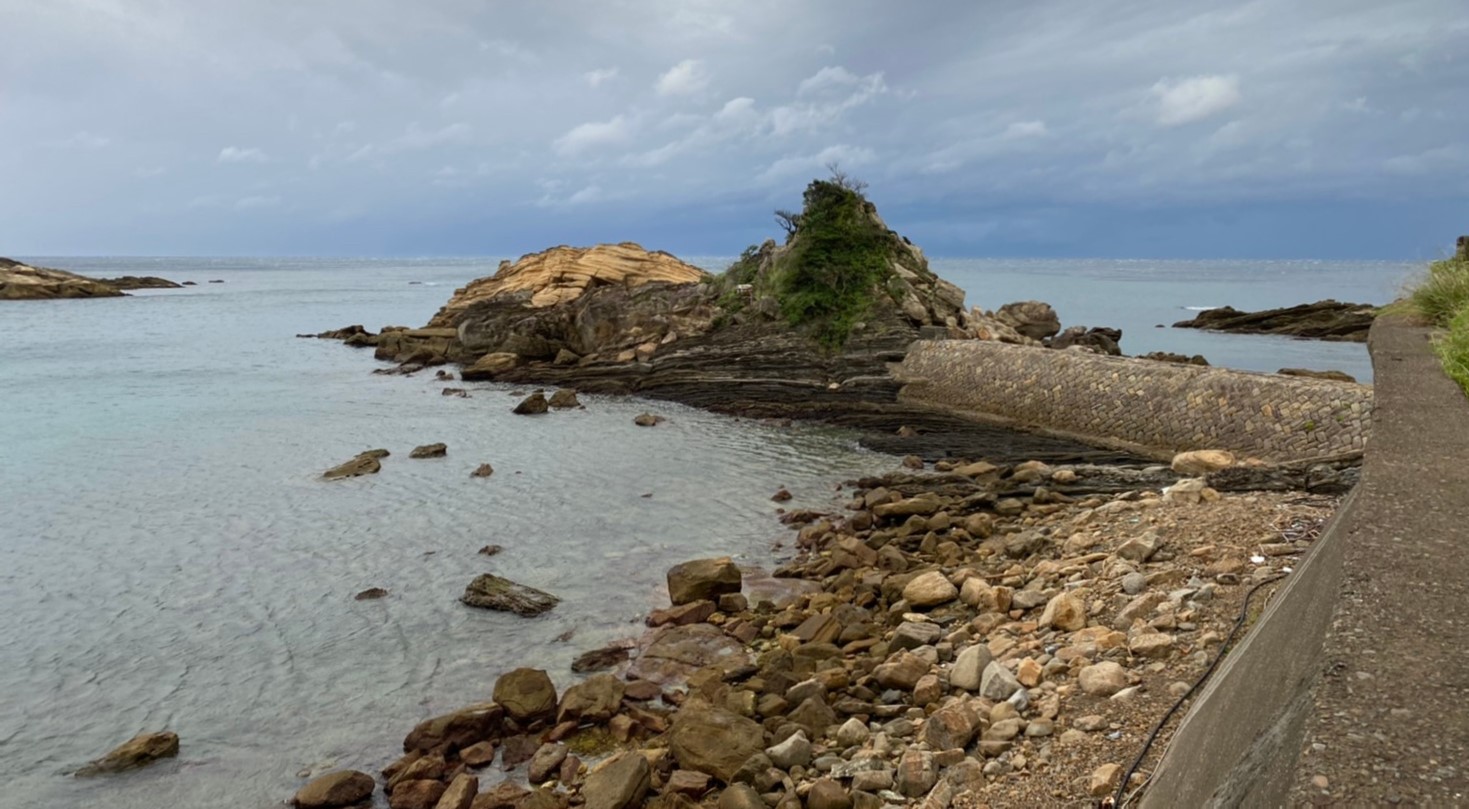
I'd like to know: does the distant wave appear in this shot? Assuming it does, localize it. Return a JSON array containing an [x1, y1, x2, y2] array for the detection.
[[1182, 305, 1221, 311]]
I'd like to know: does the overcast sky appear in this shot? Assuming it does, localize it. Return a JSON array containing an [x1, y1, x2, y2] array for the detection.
[[3, 0, 1466, 258]]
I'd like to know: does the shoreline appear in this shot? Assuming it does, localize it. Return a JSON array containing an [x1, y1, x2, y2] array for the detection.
[[300, 429, 1343, 808]]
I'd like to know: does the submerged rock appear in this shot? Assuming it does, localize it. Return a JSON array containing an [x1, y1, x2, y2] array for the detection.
[[323, 453, 382, 479], [75, 731, 179, 776], [409, 443, 447, 458], [460, 574, 559, 616]]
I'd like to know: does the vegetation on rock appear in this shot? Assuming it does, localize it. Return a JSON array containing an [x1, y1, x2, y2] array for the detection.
[[715, 170, 945, 348]]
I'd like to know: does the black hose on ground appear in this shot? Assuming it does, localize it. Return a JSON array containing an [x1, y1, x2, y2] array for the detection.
[[1107, 571, 1288, 807]]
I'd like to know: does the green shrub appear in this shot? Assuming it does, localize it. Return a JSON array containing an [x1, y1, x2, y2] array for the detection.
[[1408, 256, 1469, 326], [775, 178, 892, 348], [1435, 305, 1469, 393]]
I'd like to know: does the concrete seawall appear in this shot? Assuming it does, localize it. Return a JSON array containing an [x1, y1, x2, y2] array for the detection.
[[895, 340, 1372, 463], [1141, 315, 1469, 805]]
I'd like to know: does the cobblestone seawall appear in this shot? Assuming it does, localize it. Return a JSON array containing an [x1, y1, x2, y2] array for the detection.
[[895, 341, 1373, 462]]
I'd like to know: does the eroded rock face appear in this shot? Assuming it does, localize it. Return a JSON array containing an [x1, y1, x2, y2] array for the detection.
[[1, 258, 126, 300]]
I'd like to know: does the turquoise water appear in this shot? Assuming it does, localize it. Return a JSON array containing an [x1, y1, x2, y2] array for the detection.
[[0, 256, 1398, 807]]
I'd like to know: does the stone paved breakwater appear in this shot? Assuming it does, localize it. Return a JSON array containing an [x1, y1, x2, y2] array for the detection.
[[896, 341, 1372, 463]]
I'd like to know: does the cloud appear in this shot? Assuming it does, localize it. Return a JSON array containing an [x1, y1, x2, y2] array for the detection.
[[217, 146, 268, 163], [771, 67, 886, 135], [1003, 120, 1049, 139], [655, 59, 710, 96], [1152, 75, 1242, 126], [566, 185, 603, 204], [55, 131, 111, 149], [395, 122, 471, 150], [553, 115, 633, 156], [584, 67, 619, 87]]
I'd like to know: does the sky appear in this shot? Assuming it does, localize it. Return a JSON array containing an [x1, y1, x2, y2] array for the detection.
[[2, 0, 1466, 259]]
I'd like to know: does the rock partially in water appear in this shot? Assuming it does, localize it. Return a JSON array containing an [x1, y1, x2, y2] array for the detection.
[[1138, 351, 1210, 366], [1278, 367, 1358, 383], [471, 463, 494, 478], [1172, 300, 1375, 342], [548, 388, 581, 409], [75, 731, 179, 776], [460, 352, 520, 381], [403, 702, 503, 755], [633, 412, 664, 427], [513, 391, 549, 415], [1, 258, 126, 300], [354, 587, 388, 600], [409, 443, 447, 458], [666, 557, 742, 606], [493, 667, 557, 722], [477, 544, 503, 556], [1048, 325, 1122, 355], [293, 769, 375, 808], [323, 453, 381, 479], [460, 574, 559, 616], [572, 644, 631, 673], [97, 275, 183, 290]]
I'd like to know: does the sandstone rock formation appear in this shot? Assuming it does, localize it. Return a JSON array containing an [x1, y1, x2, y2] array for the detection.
[[429, 242, 708, 326], [97, 275, 183, 290], [1, 258, 125, 300], [1173, 300, 1376, 342]]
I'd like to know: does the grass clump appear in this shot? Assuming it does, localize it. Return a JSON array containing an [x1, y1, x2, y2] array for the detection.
[[775, 176, 893, 348], [1403, 251, 1469, 395]]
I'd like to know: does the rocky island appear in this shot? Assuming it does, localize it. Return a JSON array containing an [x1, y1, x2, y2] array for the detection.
[[1172, 300, 1376, 342]]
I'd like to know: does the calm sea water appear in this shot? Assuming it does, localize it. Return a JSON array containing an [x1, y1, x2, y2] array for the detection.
[[0, 255, 1403, 807]]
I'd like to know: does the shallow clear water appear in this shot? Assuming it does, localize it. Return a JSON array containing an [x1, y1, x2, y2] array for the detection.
[[0, 255, 1398, 807]]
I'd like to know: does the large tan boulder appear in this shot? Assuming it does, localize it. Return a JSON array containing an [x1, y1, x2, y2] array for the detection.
[[582, 751, 652, 809], [429, 243, 709, 327], [669, 704, 765, 782], [1, 258, 126, 300], [1170, 450, 1236, 475], [994, 300, 1061, 340], [666, 557, 742, 606], [493, 668, 557, 722]]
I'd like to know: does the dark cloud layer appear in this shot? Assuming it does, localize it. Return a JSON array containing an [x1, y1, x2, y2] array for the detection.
[[3, 0, 1465, 257]]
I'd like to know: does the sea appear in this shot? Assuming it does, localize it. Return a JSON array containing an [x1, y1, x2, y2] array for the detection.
[[0, 255, 1410, 808]]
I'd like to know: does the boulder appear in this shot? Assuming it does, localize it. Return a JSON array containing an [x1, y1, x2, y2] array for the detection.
[[403, 702, 503, 754], [633, 412, 664, 427], [626, 623, 754, 685], [323, 453, 382, 479], [582, 751, 651, 809], [493, 668, 557, 722], [949, 644, 993, 692], [994, 300, 1061, 340], [1048, 325, 1121, 355], [410, 443, 447, 459], [435, 773, 477, 809], [460, 352, 519, 381], [460, 574, 559, 616], [548, 388, 581, 408], [668, 705, 765, 782], [293, 770, 375, 808], [471, 463, 494, 478], [75, 731, 179, 776], [666, 557, 742, 606], [901, 571, 957, 608], [1079, 661, 1129, 697], [1038, 592, 1087, 631], [355, 587, 388, 600], [528, 743, 568, 783], [806, 779, 852, 809], [979, 661, 1022, 701], [1170, 450, 1235, 475], [557, 673, 625, 723], [0, 258, 127, 300], [388, 779, 444, 809], [513, 392, 549, 415]]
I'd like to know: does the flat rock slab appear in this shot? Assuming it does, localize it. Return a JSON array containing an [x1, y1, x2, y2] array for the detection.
[[625, 623, 753, 686], [460, 574, 559, 616]]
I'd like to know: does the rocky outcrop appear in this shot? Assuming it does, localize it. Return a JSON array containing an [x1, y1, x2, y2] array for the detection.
[[1173, 300, 1376, 342], [1, 258, 125, 300], [994, 301, 1061, 340], [429, 242, 710, 327]]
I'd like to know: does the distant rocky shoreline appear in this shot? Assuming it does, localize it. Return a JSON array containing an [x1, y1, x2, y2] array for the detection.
[[0, 257, 183, 299]]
